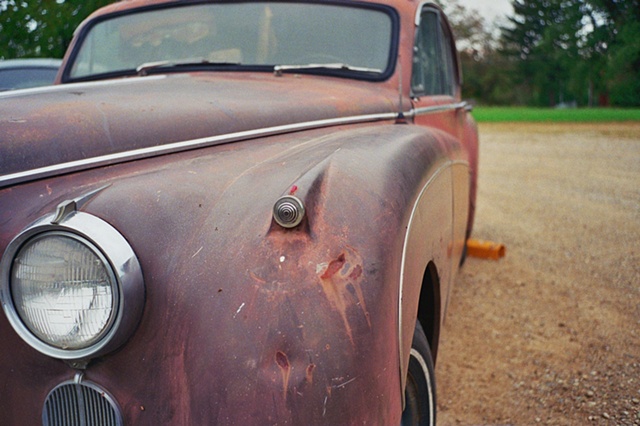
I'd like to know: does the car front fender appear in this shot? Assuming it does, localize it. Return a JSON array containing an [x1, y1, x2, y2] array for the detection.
[[0, 122, 467, 424]]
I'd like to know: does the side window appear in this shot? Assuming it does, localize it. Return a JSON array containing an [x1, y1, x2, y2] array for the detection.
[[411, 8, 456, 96], [439, 19, 456, 95]]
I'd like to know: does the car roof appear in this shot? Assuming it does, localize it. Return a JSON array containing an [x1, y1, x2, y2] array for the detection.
[[82, 0, 419, 22], [0, 58, 63, 70]]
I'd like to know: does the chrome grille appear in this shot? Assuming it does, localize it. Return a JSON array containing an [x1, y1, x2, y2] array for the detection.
[[43, 378, 122, 426]]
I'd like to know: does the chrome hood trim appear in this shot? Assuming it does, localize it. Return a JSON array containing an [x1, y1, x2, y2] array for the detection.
[[1, 111, 398, 188], [0, 74, 400, 188]]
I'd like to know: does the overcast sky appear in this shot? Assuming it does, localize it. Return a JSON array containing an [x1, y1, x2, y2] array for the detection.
[[456, 0, 514, 25]]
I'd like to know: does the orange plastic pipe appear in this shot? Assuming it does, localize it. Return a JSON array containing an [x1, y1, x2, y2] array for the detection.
[[466, 239, 506, 260]]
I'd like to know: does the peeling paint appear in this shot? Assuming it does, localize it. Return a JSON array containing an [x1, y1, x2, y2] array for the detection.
[[317, 246, 370, 344], [305, 363, 316, 384], [275, 351, 290, 401]]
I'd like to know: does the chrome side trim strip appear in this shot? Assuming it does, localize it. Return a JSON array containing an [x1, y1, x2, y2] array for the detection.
[[408, 101, 467, 117], [0, 111, 397, 188], [1, 101, 466, 188]]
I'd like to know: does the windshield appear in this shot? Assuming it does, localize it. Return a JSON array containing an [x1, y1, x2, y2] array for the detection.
[[67, 2, 395, 80]]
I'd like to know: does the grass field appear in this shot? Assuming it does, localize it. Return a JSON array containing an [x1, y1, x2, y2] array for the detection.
[[471, 107, 640, 123]]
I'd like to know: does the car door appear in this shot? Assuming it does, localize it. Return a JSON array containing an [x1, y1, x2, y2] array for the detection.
[[410, 4, 471, 314]]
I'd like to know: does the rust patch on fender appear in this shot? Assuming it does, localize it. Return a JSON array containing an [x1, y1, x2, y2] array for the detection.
[[317, 246, 371, 344], [275, 351, 290, 401], [305, 363, 316, 384], [320, 253, 346, 280]]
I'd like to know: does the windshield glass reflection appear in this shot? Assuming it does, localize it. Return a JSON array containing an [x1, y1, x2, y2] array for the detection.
[[70, 2, 394, 79]]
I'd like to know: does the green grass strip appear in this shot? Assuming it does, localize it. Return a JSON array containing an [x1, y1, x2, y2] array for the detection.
[[472, 107, 640, 123]]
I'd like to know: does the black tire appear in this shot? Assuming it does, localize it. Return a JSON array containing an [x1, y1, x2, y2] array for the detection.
[[401, 321, 436, 426]]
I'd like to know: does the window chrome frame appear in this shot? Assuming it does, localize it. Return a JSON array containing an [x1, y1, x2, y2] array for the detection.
[[411, 2, 462, 98]]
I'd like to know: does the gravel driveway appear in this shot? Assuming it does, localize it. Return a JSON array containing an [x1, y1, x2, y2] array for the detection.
[[436, 122, 640, 425]]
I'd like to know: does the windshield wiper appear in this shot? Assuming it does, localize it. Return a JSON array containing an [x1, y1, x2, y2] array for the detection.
[[273, 63, 382, 76], [136, 58, 240, 76]]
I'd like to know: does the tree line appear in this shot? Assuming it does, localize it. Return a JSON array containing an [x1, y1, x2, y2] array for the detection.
[[1, 0, 638, 107], [0, 1, 112, 59], [440, 0, 640, 107]]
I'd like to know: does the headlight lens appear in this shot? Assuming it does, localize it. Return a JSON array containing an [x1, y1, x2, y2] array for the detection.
[[11, 233, 117, 350]]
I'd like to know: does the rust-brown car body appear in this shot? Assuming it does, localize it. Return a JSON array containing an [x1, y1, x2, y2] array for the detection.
[[0, 0, 478, 424]]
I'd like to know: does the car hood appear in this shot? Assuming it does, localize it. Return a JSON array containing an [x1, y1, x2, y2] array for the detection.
[[0, 73, 399, 184]]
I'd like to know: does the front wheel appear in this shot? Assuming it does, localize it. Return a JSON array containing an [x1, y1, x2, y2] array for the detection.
[[401, 321, 436, 426]]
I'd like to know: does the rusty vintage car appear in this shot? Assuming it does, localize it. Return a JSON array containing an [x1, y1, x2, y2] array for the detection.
[[0, 0, 478, 424]]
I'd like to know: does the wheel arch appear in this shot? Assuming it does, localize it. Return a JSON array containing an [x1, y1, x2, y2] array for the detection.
[[417, 261, 441, 363]]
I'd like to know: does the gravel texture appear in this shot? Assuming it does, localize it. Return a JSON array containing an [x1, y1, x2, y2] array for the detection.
[[436, 122, 640, 425]]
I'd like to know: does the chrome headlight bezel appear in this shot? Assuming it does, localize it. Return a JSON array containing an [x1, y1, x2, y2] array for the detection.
[[0, 210, 144, 362]]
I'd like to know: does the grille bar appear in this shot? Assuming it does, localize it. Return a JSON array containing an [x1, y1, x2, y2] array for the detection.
[[43, 379, 122, 426]]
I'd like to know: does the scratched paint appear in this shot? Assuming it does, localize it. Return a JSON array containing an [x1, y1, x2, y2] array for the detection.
[[275, 351, 290, 400], [317, 246, 371, 344]]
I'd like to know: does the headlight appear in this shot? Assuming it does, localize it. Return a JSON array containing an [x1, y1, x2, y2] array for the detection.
[[11, 232, 117, 350], [1, 208, 144, 362]]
